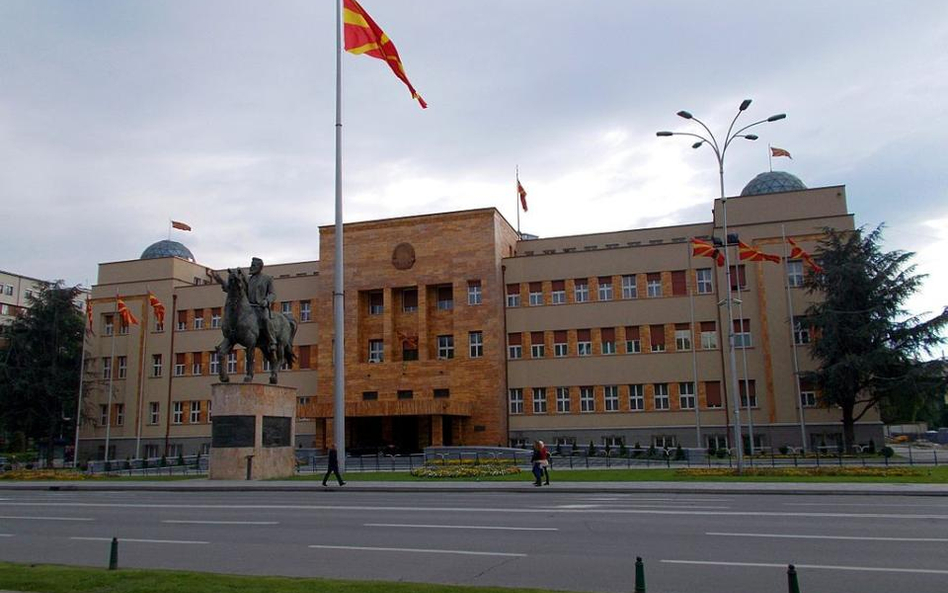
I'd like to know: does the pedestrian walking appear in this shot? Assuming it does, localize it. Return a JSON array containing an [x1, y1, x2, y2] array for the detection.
[[538, 440, 551, 485], [322, 443, 345, 487], [530, 441, 543, 486]]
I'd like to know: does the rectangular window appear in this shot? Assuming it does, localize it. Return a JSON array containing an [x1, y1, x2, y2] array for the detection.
[[577, 329, 591, 356], [574, 278, 589, 303], [402, 288, 418, 312], [671, 270, 687, 296], [118, 356, 127, 379], [530, 331, 544, 358], [734, 319, 752, 348], [528, 282, 543, 306], [192, 352, 203, 375], [506, 284, 521, 307], [629, 384, 644, 411], [298, 345, 311, 369], [674, 323, 692, 351], [580, 386, 595, 412], [625, 326, 641, 354], [227, 352, 237, 374], [509, 388, 524, 414], [281, 301, 292, 314], [211, 308, 221, 328], [654, 383, 670, 410], [144, 444, 160, 459], [152, 354, 162, 377], [119, 318, 129, 335], [705, 381, 723, 408], [368, 291, 383, 315], [556, 387, 570, 413], [646, 273, 662, 297], [654, 435, 678, 449], [729, 264, 747, 291], [650, 324, 665, 352], [102, 357, 112, 379], [467, 280, 482, 305], [115, 403, 124, 426], [507, 332, 522, 359], [104, 314, 114, 336], [700, 321, 718, 350], [437, 334, 454, 359], [193, 312, 204, 329], [397, 390, 413, 400], [148, 402, 160, 425], [532, 388, 547, 414], [469, 331, 483, 358], [177, 310, 187, 331], [99, 404, 108, 426], [601, 327, 616, 355], [210, 352, 220, 374], [190, 401, 201, 423], [175, 353, 186, 376], [739, 379, 758, 408], [401, 337, 418, 361], [604, 385, 619, 411], [787, 260, 805, 288], [800, 379, 817, 407], [551, 280, 566, 304], [172, 401, 183, 424], [433, 388, 450, 399], [368, 339, 383, 363], [696, 268, 714, 294], [679, 382, 696, 409], [793, 319, 811, 345], [362, 391, 378, 401], [300, 300, 312, 322], [553, 330, 568, 357], [597, 276, 613, 301], [621, 274, 637, 299]]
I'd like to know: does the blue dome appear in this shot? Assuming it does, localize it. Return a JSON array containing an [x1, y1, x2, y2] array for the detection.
[[141, 240, 195, 262], [740, 171, 807, 196]]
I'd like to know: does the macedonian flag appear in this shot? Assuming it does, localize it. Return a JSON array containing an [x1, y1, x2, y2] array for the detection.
[[148, 293, 166, 326], [116, 297, 139, 326], [691, 238, 724, 267], [738, 241, 781, 263], [787, 238, 824, 273], [343, 0, 427, 108]]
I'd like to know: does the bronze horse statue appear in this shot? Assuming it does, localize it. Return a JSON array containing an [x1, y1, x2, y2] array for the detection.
[[216, 268, 297, 384]]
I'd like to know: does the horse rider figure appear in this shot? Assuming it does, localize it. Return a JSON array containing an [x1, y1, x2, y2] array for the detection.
[[246, 257, 278, 360]]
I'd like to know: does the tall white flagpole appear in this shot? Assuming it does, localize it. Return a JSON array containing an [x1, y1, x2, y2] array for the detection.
[[73, 324, 89, 468], [734, 265, 755, 455], [783, 225, 808, 452], [104, 296, 117, 463], [515, 166, 521, 237], [333, 0, 347, 472], [687, 243, 702, 447], [135, 297, 148, 459]]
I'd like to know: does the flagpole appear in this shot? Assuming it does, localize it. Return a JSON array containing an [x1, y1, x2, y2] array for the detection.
[[515, 166, 521, 237], [135, 297, 149, 459], [687, 244, 702, 447], [734, 267, 755, 455], [333, 0, 347, 473], [73, 325, 88, 468], [768, 145, 773, 172], [104, 296, 117, 464], [783, 225, 808, 452]]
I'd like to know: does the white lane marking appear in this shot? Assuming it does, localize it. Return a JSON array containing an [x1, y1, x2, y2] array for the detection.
[[2, 502, 946, 520], [364, 523, 557, 531], [70, 537, 208, 545], [309, 544, 525, 557], [0, 515, 93, 522], [785, 502, 948, 508], [0, 534, 12, 537], [707, 531, 948, 542], [555, 504, 600, 509], [162, 520, 279, 525], [661, 559, 948, 575]]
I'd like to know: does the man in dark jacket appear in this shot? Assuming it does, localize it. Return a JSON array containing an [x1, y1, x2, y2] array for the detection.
[[322, 443, 345, 487]]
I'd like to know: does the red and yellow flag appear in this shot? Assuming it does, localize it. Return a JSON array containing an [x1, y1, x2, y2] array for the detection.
[[86, 300, 95, 334], [738, 241, 781, 263], [116, 297, 139, 326], [148, 293, 166, 326], [787, 238, 823, 273], [691, 238, 724, 267], [770, 146, 792, 159], [517, 180, 528, 212], [343, 0, 426, 108], [171, 220, 191, 231]]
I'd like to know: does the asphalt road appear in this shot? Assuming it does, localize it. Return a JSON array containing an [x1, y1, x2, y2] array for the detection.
[[1, 489, 946, 592]]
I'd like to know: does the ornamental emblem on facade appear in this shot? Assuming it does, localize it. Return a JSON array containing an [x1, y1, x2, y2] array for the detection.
[[392, 242, 416, 270]]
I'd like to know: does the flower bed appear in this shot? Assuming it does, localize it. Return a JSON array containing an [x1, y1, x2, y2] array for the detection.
[[410, 463, 521, 479], [0, 469, 88, 481], [677, 466, 923, 478]]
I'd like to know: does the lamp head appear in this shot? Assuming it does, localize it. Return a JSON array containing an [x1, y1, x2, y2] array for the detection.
[[656, 131, 673, 137], [676, 110, 693, 120], [739, 99, 752, 111], [767, 113, 787, 122], [691, 141, 703, 149], [744, 134, 759, 141]]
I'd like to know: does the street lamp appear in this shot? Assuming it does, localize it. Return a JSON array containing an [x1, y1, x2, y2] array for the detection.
[[657, 99, 786, 473]]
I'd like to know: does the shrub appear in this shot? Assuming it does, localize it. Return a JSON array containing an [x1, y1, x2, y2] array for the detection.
[[647, 445, 657, 458], [707, 446, 716, 457], [881, 446, 895, 459], [24, 463, 34, 470], [123, 459, 131, 470], [779, 446, 789, 455], [716, 449, 728, 459], [159, 455, 167, 467], [177, 452, 185, 466], [674, 444, 686, 461], [868, 439, 877, 454], [587, 441, 596, 456], [618, 442, 628, 457]]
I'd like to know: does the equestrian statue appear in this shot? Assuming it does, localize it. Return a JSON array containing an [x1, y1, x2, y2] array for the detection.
[[208, 257, 297, 385]]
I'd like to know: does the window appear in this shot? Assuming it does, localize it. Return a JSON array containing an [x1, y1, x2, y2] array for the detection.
[[397, 390, 413, 400], [649, 325, 666, 352], [734, 319, 752, 348], [193, 312, 204, 329], [604, 385, 619, 411], [99, 404, 108, 426], [300, 300, 311, 322], [155, 317, 165, 332], [553, 330, 568, 357], [436, 286, 454, 310], [600, 327, 616, 355], [368, 291, 383, 315], [368, 339, 383, 363], [654, 435, 677, 449], [190, 401, 201, 423], [705, 381, 723, 408], [104, 314, 114, 336], [467, 280, 482, 305], [574, 279, 589, 302], [654, 383, 670, 410], [227, 352, 237, 374], [707, 434, 728, 451], [580, 386, 595, 412], [529, 282, 543, 306], [696, 268, 713, 294], [530, 331, 544, 358], [793, 319, 811, 345], [787, 260, 804, 288], [679, 382, 696, 409], [116, 357, 129, 380], [119, 318, 129, 335], [674, 324, 692, 351], [434, 388, 450, 399], [172, 402, 183, 424], [207, 398, 213, 419], [800, 379, 817, 407], [401, 337, 418, 361], [646, 273, 662, 297], [168, 444, 183, 457], [700, 321, 718, 350], [556, 387, 570, 413], [362, 391, 378, 401], [729, 264, 747, 291], [507, 333, 522, 359], [210, 352, 220, 374], [437, 335, 454, 359], [152, 354, 163, 377], [115, 404, 124, 426], [671, 270, 687, 296], [629, 384, 644, 411], [177, 310, 187, 331], [598, 277, 613, 301], [551, 280, 566, 304], [3, 284, 12, 296], [281, 301, 292, 314], [625, 326, 641, 353], [175, 353, 186, 376], [211, 308, 221, 328], [621, 274, 637, 299], [148, 402, 160, 425], [577, 329, 591, 356], [739, 379, 758, 408], [532, 388, 547, 414], [101, 357, 112, 379], [506, 284, 521, 307], [190, 352, 202, 375], [402, 288, 418, 312], [469, 331, 483, 358], [297, 345, 311, 369], [509, 388, 524, 414]]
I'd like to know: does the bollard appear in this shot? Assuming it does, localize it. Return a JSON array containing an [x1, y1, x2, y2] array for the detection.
[[787, 564, 800, 593], [634, 556, 646, 592], [108, 537, 119, 570]]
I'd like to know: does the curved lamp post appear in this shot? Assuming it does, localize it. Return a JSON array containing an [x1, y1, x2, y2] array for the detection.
[[657, 99, 785, 473]]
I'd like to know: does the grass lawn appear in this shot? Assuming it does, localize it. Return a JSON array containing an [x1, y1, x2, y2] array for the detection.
[[0, 562, 572, 593]]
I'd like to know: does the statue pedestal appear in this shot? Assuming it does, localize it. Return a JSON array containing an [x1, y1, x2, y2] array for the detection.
[[209, 383, 297, 480]]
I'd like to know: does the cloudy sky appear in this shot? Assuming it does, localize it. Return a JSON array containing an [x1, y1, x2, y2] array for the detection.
[[2, 1, 946, 328]]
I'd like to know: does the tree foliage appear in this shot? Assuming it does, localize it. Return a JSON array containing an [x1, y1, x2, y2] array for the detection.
[[804, 225, 948, 451], [0, 283, 85, 460]]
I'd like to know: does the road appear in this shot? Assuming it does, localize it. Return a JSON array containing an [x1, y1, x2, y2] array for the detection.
[[1, 489, 946, 592]]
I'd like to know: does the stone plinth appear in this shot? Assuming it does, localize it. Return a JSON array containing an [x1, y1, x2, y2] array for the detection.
[[209, 383, 297, 480]]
